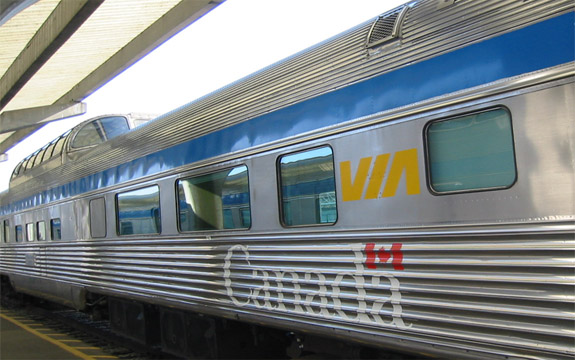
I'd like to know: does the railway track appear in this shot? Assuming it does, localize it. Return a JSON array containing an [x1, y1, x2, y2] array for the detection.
[[1, 292, 172, 360]]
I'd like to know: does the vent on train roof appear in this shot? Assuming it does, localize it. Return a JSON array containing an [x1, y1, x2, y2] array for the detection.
[[366, 6, 410, 49]]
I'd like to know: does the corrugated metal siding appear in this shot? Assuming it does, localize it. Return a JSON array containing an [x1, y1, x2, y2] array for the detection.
[[2, 225, 573, 358]]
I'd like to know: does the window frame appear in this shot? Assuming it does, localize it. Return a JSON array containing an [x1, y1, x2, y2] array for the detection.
[[277, 145, 338, 228], [12, 162, 23, 178], [36, 221, 46, 241], [176, 165, 252, 233], [26, 223, 35, 241], [15, 225, 23, 242], [50, 218, 62, 241], [116, 185, 162, 236], [71, 116, 129, 150], [41, 141, 57, 162], [1, 219, 7, 243], [424, 106, 518, 195], [52, 132, 69, 157]]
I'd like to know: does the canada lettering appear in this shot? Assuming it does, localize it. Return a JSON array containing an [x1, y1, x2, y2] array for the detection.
[[223, 243, 411, 330]]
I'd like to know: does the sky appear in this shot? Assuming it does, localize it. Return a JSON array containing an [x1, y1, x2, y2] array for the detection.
[[0, 0, 407, 192]]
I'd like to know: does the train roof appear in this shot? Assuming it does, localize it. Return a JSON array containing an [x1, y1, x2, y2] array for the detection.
[[3, 0, 573, 204], [9, 113, 155, 186]]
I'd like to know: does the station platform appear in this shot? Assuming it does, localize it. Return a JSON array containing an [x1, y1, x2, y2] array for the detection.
[[1, 307, 117, 360]]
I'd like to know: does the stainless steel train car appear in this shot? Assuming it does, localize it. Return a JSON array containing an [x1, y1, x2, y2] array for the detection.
[[1, 1, 574, 359]]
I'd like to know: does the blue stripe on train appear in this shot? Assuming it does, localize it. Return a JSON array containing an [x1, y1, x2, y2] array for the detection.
[[3, 12, 574, 214]]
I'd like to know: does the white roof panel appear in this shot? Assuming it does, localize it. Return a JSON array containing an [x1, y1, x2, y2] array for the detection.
[[0, 0, 223, 155]]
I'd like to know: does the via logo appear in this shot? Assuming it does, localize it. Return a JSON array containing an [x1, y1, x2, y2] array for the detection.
[[339, 148, 421, 201]]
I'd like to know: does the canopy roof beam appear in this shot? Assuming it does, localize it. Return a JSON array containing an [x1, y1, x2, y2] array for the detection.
[[0, 102, 86, 134], [59, 0, 222, 105], [0, 0, 103, 110]]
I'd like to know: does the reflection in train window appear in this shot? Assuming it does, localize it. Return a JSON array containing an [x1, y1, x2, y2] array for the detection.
[[177, 166, 251, 232], [71, 116, 130, 148], [26, 223, 35, 241], [117, 186, 161, 235], [37, 221, 46, 241], [279, 146, 337, 226], [51, 218, 62, 240], [426, 107, 516, 194], [15, 225, 22, 242]]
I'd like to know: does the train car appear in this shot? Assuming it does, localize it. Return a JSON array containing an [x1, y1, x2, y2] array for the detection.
[[1, 0, 574, 359]]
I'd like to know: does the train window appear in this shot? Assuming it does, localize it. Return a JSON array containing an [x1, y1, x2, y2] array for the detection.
[[37, 221, 46, 241], [42, 141, 57, 161], [12, 161, 23, 177], [1, 220, 7, 243], [15, 225, 23, 242], [117, 186, 161, 235], [177, 166, 251, 232], [72, 122, 102, 148], [278, 146, 337, 226], [426, 107, 516, 194], [100, 116, 130, 140], [33, 148, 47, 167], [90, 198, 107, 238], [23, 156, 34, 171], [30, 151, 42, 168], [26, 223, 35, 241], [50, 218, 62, 240], [71, 116, 129, 149], [52, 133, 68, 158]]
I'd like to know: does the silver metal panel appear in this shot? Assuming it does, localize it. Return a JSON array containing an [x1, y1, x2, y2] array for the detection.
[[10, 273, 86, 309], [1, 223, 571, 358], [330, 83, 574, 228], [89, 197, 106, 238]]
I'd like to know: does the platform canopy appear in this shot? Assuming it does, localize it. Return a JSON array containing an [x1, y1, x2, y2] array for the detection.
[[0, 0, 224, 161]]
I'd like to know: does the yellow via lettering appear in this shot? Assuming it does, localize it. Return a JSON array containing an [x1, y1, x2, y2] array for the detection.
[[340, 157, 372, 201], [339, 148, 421, 201]]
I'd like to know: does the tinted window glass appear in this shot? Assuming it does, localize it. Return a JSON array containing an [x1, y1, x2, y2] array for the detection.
[[26, 223, 35, 241], [1, 220, 7, 243], [52, 133, 68, 156], [37, 221, 46, 241], [117, 186, 161, 235], [12, 162, 23, 177], [100, 116, 129, 140], [177, 166, 251, 231], [72, 117, 129, 149], [32, 150, 44, 167], [279, 147, 337, 226], [72, 122, 103, 148], [50, 218, 61, 240], [24, 156, 35, 170], [15, 225, 22, 242], [42, 142, 57, 161], [427, 108, 516, 193]]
